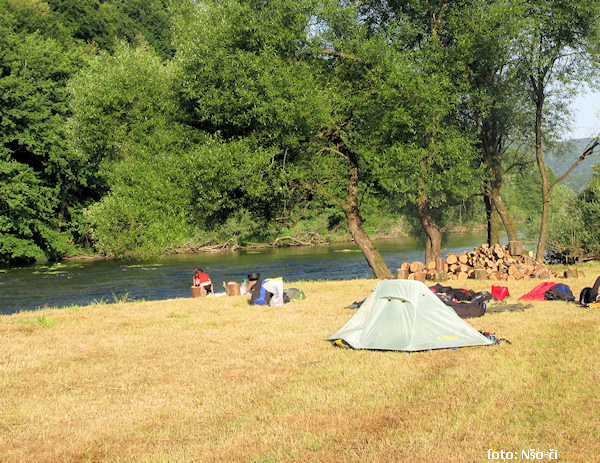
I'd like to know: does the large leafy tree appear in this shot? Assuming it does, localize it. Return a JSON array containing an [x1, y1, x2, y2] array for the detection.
[[307, 0, 398, 278], [69, 44, 197, 256], [172, 0, 334, 240], [322, 0, 481, 265], [0, 1, 94, 263], [376, 56, 482, 264], [451, 0, 529, 246], [172, 0, 400, 277], [363, 0, 537, 249], [514, 0, 600, 261], [0, 0, 181, 262]]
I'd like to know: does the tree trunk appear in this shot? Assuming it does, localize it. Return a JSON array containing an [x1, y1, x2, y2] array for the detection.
[[484, 192, 500, 245], [490, 183, 518, 242], [416, 194, 442, 265], [343, 164, 393, 279], [534, 92, 550, 263], [479, 116, 519, 243]]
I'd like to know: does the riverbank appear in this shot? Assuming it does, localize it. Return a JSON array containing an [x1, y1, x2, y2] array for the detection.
[[2, 275, 599, 462], [61, 224, 482, 264], [62, 217, 515, 264], [63, 230, 394, 262]]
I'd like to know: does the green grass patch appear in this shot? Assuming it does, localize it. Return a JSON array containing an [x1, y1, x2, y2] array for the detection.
[[168, 311, 189, 319], [18, 314, 56, 328]]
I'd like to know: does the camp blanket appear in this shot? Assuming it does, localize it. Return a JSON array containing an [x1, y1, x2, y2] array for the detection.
[[485, 302, 533, 313], [447, 301, 486, 318]]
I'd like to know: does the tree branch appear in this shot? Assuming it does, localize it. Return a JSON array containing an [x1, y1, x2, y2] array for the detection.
[[504, 158, 536, 174], [317, 146, 349, 160], [551, 135, 600, 188], [321, 48, 363, 62]]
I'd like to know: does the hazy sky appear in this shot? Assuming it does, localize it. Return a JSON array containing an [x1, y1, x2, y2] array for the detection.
[[565, 91, 600, 140]]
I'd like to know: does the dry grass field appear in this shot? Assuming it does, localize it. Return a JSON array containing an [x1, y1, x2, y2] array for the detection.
[[2, 264, 600, 462]]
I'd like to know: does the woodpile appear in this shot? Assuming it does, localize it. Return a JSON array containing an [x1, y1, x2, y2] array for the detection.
[[396, 243, 556, 281]]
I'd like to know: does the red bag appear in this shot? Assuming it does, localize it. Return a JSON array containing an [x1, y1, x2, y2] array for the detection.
[[491, 285, 510, 302]]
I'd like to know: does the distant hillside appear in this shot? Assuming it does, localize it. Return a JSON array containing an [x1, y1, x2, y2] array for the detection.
[[545, 138, 600, 191]]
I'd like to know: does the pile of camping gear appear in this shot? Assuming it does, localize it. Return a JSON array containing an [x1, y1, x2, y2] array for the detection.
[[246, 273, 306, 306], [519, 281, 575, 301], [429, 283, 494, 318], [429, 283, 532, 317], [397, 243, 559, 282], [191, 270, 306, 305]]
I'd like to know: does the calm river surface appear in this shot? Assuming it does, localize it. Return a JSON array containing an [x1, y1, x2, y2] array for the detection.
[[0, 230, 498, 314]]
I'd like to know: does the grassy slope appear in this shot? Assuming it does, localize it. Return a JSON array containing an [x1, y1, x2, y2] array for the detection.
[[1, 266, 600, 462]]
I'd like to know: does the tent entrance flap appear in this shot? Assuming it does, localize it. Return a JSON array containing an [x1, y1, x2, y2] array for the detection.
[[360, 297, 416, 351]]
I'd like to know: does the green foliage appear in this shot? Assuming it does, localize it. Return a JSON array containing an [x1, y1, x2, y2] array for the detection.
[[173, 0, 325, 145], [502, 150, 547, 222], [545, 138, 597, 192], [0, 0, 179, 263], [363, 6, 483, 225], [171, 0, 334, 244], [3, 0, 599, 264], [112, 291, 136, 303], [186, 137, 280, 230], [0, 5, 94, 263], [548, 164, 600, 261], [545, 182, 598, 262], [168, 311, 189, 319], [45, 0, 174, 57], [70, 44, 196, 256]]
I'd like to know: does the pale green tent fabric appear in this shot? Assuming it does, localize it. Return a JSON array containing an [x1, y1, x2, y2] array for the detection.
[[326, 280, 493, 351]]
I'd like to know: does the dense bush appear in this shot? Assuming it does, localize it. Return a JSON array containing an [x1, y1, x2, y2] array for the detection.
[[546, 169, 600, 262]]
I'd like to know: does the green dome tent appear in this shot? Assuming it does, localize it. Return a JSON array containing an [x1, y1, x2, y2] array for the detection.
[[326, 280, 493, 351]]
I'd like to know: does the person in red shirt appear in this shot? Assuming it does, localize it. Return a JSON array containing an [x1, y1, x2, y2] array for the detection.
[[192, 269, 213, 294]]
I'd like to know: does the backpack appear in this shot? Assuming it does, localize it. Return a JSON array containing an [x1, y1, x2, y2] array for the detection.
[[250, 280, 273, 306], [284, 288, 306, 302], [544, 283, 574, 301], [579, 287, 596, 305], [579, 276, 600, 305]]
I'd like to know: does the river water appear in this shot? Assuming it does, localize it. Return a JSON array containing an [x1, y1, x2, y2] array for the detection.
[[0, 230, 495, 314]]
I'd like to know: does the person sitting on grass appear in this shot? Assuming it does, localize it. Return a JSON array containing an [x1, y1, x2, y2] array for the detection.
[[193, 269, 213, 294]]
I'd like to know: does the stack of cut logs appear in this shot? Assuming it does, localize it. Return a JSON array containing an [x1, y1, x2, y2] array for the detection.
[[396, 243, 555, 281]]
